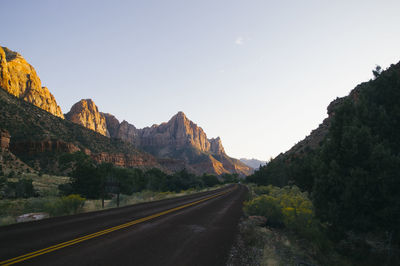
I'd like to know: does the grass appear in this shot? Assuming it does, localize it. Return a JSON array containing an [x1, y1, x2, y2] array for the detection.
[[23, 173, 70, 196], [0, 184, 225, 226], [82, 186, 225, 213]]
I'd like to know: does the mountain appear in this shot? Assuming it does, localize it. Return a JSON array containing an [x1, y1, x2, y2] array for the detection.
[[65, 99, 109, 137], [0, 89, 161, 172], [0, 46, 64, 118], [103, 111, 252, 176], [240, 158, 266, 169], [68, 99, 252, 175], [0, 46, 251, 176]]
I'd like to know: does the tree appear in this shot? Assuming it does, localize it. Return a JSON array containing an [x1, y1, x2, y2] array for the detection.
[[372, 65, 382, 78]]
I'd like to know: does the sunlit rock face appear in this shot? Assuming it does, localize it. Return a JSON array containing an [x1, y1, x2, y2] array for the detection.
[[209, 137, 225, 154], [0, 46, 64, 118], [65, 99, 109, 137]]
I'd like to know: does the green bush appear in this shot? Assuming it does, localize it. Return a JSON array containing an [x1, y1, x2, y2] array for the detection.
[[45, 194, 85, 216], [2, 178, 37, 198], [244, 194, 283, 226], [244, 185, 326, 244]]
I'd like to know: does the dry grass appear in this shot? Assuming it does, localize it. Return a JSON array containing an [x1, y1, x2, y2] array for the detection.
[[0, 184, 225, 227], [22, 173, 70, 195], [83, 185, 225, 213]]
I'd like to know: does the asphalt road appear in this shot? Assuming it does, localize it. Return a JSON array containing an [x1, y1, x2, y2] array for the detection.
[[0, 184, 247, 266]]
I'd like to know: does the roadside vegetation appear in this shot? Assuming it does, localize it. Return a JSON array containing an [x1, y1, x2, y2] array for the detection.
[[229, 184, 349, 266], [0, 152, 236, 226], [243, 64, 400, 265]]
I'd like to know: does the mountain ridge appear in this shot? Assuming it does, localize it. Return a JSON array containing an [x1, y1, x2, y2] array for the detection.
[[240, 158, 267, 169], [0, 46, 251, 176]]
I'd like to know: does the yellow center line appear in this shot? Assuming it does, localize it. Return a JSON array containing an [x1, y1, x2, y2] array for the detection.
[[0, 187, 235, 266]]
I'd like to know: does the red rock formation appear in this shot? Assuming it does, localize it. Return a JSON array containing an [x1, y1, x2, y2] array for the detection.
[[10, 140, 80, 155], [102, 113, 120, 138], [103, 111, 253, 175], [209, 137, 225, 154], [90, 152, 158, 168], [65, 99, 109, 136], [0, 129, 10, 150], [0, 46, 64, 118]]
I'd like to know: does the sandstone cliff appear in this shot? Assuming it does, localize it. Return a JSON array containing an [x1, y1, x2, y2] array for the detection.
[[102, 111, 252, 176], [65, 99, 109, 137], [0, 46, 64, 118]]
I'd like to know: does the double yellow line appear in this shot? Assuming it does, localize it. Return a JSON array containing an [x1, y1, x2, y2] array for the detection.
[[0, 188, 232, 265]]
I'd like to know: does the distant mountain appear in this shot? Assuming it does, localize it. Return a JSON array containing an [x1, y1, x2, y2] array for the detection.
[[0, 46, 252, 176], [240, 158, 266, 169], [102, 111, 253, 176], [0, 46, 64, 118]]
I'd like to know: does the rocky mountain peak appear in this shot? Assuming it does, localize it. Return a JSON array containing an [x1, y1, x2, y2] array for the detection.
[[209, 137, 225, 154], [175, 111, 186, 118], [0, 46, 64, 118], [102, 113, 120, 138], [2, 46, 20, 61], [65, 99, 109, 137]]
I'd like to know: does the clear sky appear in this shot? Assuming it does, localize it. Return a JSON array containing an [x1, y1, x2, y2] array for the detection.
[[2, 0, 400, 161]]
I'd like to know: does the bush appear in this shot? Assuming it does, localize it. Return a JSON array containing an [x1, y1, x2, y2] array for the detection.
[[244, 195, 283, 226], [244, 185, 326, 244], [2, 179, 37, 198], [45, 194, 85, 216]]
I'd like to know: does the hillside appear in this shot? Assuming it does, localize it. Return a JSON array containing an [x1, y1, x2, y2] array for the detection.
[[248, 62, 400, 264], [0, 89, 160, 171]]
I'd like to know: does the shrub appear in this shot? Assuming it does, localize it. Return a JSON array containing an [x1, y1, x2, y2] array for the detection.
[[244, 195, 283, 226], [3, 179, 36, 198], [244, 185, 326, 244], [45, 194, 85, 216]]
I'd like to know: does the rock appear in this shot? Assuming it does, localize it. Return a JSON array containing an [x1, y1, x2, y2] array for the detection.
[[0, 129, 10, 150], [10, 140, 81, 155], [209, 137, 225, 154], [0, 46, 64, 118], [102, 113, 120, 138], [248, 215, 268, 226], [90, 152, 158, 168], [65, 99, 109, 136], [16, 212, 49, 223], [114, 120, 141, 146]]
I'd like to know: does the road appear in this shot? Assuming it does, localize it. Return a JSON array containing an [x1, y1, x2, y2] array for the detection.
[[0, 184, 247, 266]]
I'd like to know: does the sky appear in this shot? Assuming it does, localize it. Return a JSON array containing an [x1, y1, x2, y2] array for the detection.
[[2, 0, 400, 161]]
